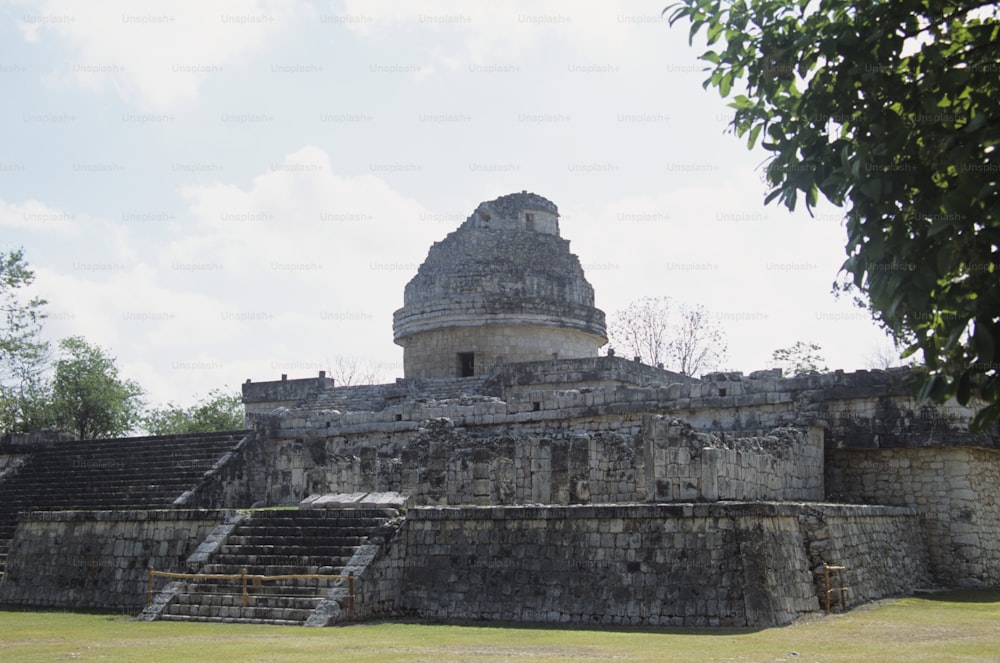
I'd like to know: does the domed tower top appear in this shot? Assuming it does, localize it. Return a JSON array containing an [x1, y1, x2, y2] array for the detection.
[[464, 190, 560, 235], [393, 192, 607, 379]]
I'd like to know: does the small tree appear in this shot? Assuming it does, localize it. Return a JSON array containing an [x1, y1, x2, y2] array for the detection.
[[608, 296, 674, 367], [326, 355, 381, 386], [51, 336, 144, 439], [608, 296, 728, 375], [771, 341, 827, 376], [144, 388, 245, 435], [0, 248, 52, 434], [670, 303, 729, 376]]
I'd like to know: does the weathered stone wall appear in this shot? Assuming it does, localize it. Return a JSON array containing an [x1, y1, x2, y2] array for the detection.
[[642, 416, 823, 502], [264, 419, 646, 507], [500, 356, 697, 395], [177, 430, 269, 509], [0, 453, 26, 477], [398, 325, 603, 380], [798, 504, 931, 609], [826, 447, 1000, 587], [268, 369, 991, 451], [263, 412, 824, 508], [308, 517, 408, 625], [0, 510, 230, 612], [243, 374, 336, 417], [379, 503, 923, 627]]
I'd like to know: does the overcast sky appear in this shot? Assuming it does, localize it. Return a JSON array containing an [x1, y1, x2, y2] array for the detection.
[[0, 0, 895, 408]]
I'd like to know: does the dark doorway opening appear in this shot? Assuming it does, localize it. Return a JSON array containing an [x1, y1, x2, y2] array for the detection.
[[457, 352, 475, 377]]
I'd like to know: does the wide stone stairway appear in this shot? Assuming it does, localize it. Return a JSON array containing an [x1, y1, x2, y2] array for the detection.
[[0, 430, 250, 581], [156, 508, 397, 625]]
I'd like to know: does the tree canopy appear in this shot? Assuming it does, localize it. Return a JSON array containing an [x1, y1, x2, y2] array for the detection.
[[143, 388, 245, 436], [771, 341, 828, 376], [50, 336, 145, 440], [0, 248, 52, 433], [666, 0, 1000, 428]]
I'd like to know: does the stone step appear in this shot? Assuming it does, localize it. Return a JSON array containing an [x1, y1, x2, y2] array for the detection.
[[200, 563, 345, 576], [160, 602, 314, 623], [219, 542, 361, 554], [180, 582, 338, 597], [20, 447, 237, 458], [22, 449, 241, 465], [252, 508, 398, 519], [9, 470, 227, 486], [0, 487, 191, 497], [0, 497, 189, 510], [18, 452, 235, 463], [170, 591, 326, 610], [222, 527, 371, 551], [158, 613, 304, 627], [231, 522, 386, 535], [210, 556, 354, 569]]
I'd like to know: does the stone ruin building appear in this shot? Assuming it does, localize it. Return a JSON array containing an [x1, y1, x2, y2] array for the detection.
[[0, 191, 998, 627]]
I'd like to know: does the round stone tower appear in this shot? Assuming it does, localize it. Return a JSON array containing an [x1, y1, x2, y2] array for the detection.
[[393, 191, 608, 379]]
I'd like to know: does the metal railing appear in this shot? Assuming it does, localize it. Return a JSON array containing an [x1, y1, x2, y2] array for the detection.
[[147, 567, 354, 621]]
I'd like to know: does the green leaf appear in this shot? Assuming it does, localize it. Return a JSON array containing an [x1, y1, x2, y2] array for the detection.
[[916, 374, 941, 403], [719, 72, 733, 97], [956, 370, 972, 405], [665, 0, 1000, 430], [702, 50, 721, 65], [974, 321, 996, 362], [971, 402, 1000, 432]]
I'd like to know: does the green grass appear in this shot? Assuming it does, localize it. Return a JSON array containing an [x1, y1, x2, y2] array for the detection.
[[1, 591, 998, 662]]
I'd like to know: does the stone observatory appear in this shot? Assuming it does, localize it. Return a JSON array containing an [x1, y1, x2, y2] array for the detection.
[[392, 191, 608, 378]]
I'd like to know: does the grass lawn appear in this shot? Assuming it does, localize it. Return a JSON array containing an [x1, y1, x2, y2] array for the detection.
[[1, 590, 998, 662]]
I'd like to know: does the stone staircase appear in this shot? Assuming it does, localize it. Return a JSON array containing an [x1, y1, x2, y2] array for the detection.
[[0, 430, 249, 582], [156, 508, 397, 625]]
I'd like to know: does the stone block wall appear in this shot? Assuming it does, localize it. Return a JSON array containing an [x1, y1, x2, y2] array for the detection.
[[264, 419, 646, 507], [0, 510, 230, 612], [394, 503, 815, 627], [398, 324, 603, 380], [500, 357, 696, 396], [242, 374, 336, 417], [642, 416, 823, 502], [798, 504, 931, 609], [266, 368, 992, 451], [826, 447, 1000, 587], [374, 502, 926, 628], [178, 430, 268, 509]]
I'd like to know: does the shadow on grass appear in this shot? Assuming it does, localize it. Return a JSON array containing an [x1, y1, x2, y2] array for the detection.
[[380, 616, 769, 637], [912, 589, 1000, 604]]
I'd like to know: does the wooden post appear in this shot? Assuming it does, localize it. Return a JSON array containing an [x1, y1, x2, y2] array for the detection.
[[823, 564, 847, 614], [824, 565, 832, 614], [147, 568, 154, 605], [348, 572, 355, 622], [241, 568, 249, 608]]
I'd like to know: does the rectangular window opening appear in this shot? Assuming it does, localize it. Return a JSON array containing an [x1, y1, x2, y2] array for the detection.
[[457, 352, 475, 377]]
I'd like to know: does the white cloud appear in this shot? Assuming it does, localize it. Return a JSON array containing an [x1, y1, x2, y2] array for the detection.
[[9, 0, 304, 110], [567, 185, 887, 374], [38, 148, 434, 402], [0, 198, 81, 234], [338, 0, 669, 72]]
